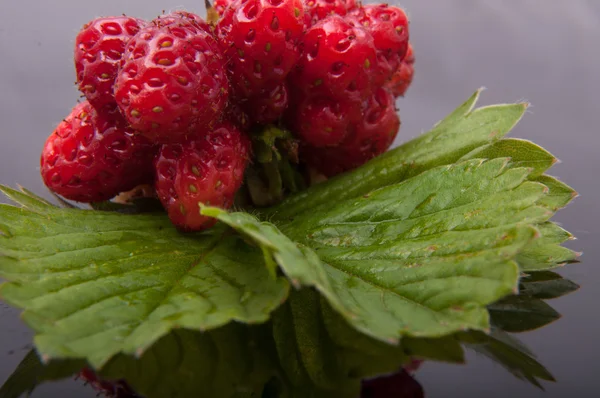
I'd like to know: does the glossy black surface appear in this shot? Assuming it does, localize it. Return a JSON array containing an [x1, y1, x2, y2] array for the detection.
[[1, 1, 598, 396]]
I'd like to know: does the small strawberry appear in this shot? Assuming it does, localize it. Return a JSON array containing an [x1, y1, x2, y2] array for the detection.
[[152, 10, 212, 32], [243, 82, 289, 124], [115, 13, 229, 143], [74, 16, 145, 112], [214, 0, 236, 16], [303, 0, 357, 28], [290, 95, 354, 147], [40, 101, 155, 203], [349, 4, 410, 85], [154, 123, 250, 231], [224, 103, 252, 131], [387, 43, 414, 97], [216, 0, 305, 97], [301, 87, 399, 176], [292, 15, 378, 103]]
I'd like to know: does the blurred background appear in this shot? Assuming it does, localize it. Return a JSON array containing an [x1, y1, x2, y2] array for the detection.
[[1, 1, 598, 397]]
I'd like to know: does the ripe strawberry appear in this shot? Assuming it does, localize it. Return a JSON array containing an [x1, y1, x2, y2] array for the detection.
[[115, 13, 229, 143], [244, 82, 289, 124], [292, 15, 378, 103], [387, 43, 414, 97], [216, 0, 305, 98], [41, 101, 155, 203], [152, 10, 212, 32], [290, 95, 354, 147], [75, 16, 145, 112], [349, 4, 409, 85], [155, 123, 250, 231], [303, 0, 357, 27], [224, 103, 252, 131], [214, 0, 235, 16], [301, 87, 399, 176]]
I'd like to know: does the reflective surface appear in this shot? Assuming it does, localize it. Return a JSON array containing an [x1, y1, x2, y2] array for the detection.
[[1, 1, 598, 396]]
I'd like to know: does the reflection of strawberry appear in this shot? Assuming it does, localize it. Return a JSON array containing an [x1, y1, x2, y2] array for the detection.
[[361, 368, 425, 398], [78, 368, 139, 398]]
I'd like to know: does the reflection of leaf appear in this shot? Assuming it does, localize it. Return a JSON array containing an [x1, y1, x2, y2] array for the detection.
[[0, 350, 84, 398], [0, 292, 462, 398], [519, 271, 579, 299], [0, 186, 289, 368], [488, 295, 561, 333], [459, 329, 555, 389]]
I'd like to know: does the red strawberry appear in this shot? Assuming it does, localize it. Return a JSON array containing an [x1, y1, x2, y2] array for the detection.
[[292, 15, 378, 103], [152, 10, 212, 32], [155, 123, 250, 231], [349, 4, 410, 85], [387, 43, 414, 97], [244, 82, 289, 124], [40, 101, 155, 203], [214, 0, 236, 16], [290, 95, 354, 147], [224, 103, 252, 131], [75, 16, 145, 112], [216, 0, 305, 98], [303, 0, 357, 27], [114, 13, 229, 143], [301, 87, 399, 176]]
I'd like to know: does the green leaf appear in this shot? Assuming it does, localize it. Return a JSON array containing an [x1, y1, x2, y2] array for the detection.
[[459, 329, 555, 388], [519, 271, 579, 299], [0, 186, 289, 368], [268, 89, 528, 221], [533, 175, 578, 211], [459, 138, 556, 178], [274, 158, 549, 344], [199, 206, 352, 318], [488, 295, 561, 333], [517, 222, 579, 271]]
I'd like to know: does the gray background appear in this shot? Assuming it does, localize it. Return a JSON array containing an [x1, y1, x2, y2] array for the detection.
[[1, 0, 598, 397]]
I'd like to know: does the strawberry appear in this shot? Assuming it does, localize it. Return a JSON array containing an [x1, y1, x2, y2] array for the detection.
[[243, 82, 289, 124], [151, 10, 212, 32], [40, 101, 155, 203], [114, 13, 229, 143], [214, 0, 236, 16], [74, 16, 145, 112], [349, 4, 410, 85], [387, 43, 415, 97], [301, 87, 399, 176], [292, 15, 378, 103], [303, 0, 357, 27], [290, 95, 354, 147], [216, 0, 305, 98], [154, 123, 250, 231]]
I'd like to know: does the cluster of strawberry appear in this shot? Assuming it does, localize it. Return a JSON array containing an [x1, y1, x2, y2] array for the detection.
[[40, 0, 413, 231]]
